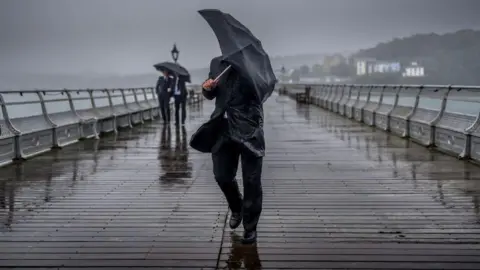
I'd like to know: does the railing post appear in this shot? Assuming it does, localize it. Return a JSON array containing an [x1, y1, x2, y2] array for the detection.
[[132, 88, 145, 124], [90, 89, 105, 136], [142, 88, 155, 120], [371, 85, 386, 126], [340, 85, 352, 116], [65, 89, 78, 115], [89, 89, 96, 110], [314, 85, 323, 106], [151, 87, 157, 104], [350, 85, 362, 119], [0, 92, 22, 162], [150, 87, 161, 115], [318, 85, 325, 107], [329, 84, 336, 109], [335, 84, 346, 112], [403, 85, 423, 138], [345, 85, 357, 118], [428, 85, 451, 147], [464, 96, 480, 159], [359, 85, 374, 123], [329, 85, 338, 111], [64, 89, 85, 140], [36, 91, 59, 148], [105, 89, 118, 133], [427, 85, 451, 148], [325, 85, 332, 109], [86, 89, 100, 139], [386, 85, 401, 132], [0, 92, 20, 138], [323, 85, 332, 108], [120, 89, 133, 128]]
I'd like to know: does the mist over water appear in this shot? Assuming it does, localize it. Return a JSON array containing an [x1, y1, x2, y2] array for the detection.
[[1, 0, 480, 86]]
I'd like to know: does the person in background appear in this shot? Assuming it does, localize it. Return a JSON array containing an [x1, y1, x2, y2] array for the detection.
[[173, 75, 188, 126], [155, 70, 173, 124]]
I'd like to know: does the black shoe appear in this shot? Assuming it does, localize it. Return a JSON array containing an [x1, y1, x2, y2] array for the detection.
[[229, 212, 242, 229], [242, 230, 257, 244]]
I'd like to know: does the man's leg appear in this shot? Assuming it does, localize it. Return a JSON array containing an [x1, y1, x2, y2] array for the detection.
[[0, 182, 6, 209], [164, 97, 171, 123], [240, 149, 263, 244], [174, 97, 181, 125], [212, 140, 243, 228], [180, 99, 187, 125], [159, 96, 166, 122]]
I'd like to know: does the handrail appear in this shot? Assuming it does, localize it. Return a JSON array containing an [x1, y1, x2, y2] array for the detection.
[[279, 83, 480, 90], [0, 86, 203, 168], [278, 83, 480, 164]]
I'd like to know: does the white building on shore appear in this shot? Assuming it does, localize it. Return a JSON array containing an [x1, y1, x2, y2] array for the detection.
[[355, 58, 401, 76], [355, 58, 425, 78], [402, 62, 425, 77]]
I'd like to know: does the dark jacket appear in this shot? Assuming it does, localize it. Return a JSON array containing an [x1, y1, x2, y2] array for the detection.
[[190, 57, 265, 157], [173, 77, 188, 100], [156, 75, 173, 97]]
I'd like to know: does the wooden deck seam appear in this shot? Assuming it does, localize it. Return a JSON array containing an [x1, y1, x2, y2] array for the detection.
[[214, 210, 229, 270]]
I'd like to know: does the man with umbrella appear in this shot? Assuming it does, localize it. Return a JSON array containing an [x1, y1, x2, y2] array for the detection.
[[155, 70, 173, 124], [154, 62, 191, 125], [190, 9, 276, 244], [172, 75, 188, 126]]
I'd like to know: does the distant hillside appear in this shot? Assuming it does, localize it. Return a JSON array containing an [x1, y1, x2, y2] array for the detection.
[[353, 29, 480, 85], [269, 53, 327, 69], [187, 53, 330, 83]]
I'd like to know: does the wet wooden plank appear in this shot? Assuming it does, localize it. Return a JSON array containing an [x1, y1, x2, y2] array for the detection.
[[2, 95, 480, 269]]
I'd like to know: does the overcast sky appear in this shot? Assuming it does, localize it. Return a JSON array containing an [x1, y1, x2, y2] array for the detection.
[[1, 0, 479, 75]]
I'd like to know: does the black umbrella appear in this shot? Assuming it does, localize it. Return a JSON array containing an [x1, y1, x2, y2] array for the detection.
[[198, 9, 276, 103], [153, 61, 191, 82]]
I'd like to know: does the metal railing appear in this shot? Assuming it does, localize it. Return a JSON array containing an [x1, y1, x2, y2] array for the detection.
[[0, 87, 203, 167], [278, 83, 480, 163]]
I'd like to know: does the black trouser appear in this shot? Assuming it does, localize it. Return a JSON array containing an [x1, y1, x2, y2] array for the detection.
[[174, 95, 186, 124], [212, 136, 263, 232], [159, 94, 171, 123]]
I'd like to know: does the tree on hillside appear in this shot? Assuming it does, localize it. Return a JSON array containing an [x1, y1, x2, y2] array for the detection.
[[330, 62, 355, 77], [353, 29, 480, 85], [356, 30, 480, 60]]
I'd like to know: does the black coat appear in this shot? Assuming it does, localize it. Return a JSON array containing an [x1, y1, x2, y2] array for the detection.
[[190, 57, 265, 157], [173, 77, 188, 100], [155, 76, 173, 98]]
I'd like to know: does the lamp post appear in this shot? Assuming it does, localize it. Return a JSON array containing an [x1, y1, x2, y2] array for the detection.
[[171, 43, 179, 63]]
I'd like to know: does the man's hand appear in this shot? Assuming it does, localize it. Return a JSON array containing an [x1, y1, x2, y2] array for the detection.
[[202, 79, 217, 91]]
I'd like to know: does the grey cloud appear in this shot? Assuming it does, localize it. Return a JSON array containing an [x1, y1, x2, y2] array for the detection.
[[0, 0, 479, 75]]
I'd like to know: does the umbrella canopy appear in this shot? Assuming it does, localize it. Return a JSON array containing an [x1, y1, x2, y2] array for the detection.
[[198, 9, 276, 103], [153, 62, 191, 82]]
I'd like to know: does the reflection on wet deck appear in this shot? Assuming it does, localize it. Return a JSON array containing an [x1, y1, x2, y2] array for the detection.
[[1, 94, 480, 269]]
